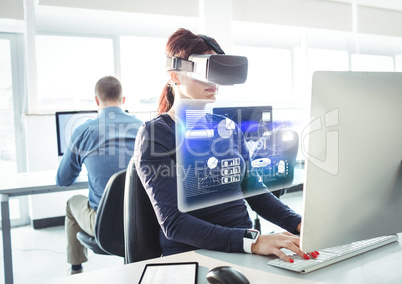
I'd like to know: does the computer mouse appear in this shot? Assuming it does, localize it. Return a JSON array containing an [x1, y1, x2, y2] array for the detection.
[[206, 266, 250, 284]]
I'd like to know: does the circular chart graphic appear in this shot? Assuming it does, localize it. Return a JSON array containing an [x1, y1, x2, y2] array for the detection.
[[217, 118, 235, 139], [207, 156, 219, 169]]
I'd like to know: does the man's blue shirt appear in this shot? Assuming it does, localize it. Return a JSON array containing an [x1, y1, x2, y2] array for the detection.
[[56, 107, 142, 210]]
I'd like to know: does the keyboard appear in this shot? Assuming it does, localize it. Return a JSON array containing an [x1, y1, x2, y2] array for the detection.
[[267, 234, 399, 273]]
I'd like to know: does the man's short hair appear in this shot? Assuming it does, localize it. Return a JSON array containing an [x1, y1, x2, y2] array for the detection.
[[95, 76, 123, 102]]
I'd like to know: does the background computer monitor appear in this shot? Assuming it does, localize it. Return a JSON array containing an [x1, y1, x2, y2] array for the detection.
[[55, 110, 98, 156], [301, 71, 402, 252]]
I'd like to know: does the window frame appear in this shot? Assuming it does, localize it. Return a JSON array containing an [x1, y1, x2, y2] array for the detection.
[[0, 32, 29, 227]]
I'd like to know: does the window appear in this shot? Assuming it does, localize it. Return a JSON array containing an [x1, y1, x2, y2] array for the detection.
[[303, 48, 349, 105], [120, 36, 167, 113], [35, 35, 114, 112], [395, 55, 402, 71], [220, 46, 292, 102], [308, 48, 349, 76], [351, 54, 394, 71], [0, 34, 29, 226], [0, 38, 17, 174]]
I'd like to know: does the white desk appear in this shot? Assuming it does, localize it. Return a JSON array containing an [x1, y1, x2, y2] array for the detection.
[[0, 171, 88, 284], [43, 233, 402, 284]]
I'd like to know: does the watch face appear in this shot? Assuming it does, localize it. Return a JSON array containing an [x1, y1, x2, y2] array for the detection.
[[245, 230, 259, 239]]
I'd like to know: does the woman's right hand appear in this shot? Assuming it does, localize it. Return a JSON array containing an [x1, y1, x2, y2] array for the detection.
[[251, 232, 319, 263]]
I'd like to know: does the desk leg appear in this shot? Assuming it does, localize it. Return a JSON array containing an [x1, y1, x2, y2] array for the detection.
[[1, 194, 14, 284]]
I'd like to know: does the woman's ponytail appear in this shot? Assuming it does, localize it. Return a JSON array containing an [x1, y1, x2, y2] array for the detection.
[[157, 82, 174, 115]]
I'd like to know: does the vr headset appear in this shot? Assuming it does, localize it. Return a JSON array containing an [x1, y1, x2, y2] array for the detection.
[[166, 34, 248, 85]]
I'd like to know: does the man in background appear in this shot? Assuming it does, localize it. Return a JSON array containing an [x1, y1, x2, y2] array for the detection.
[[56, 76, 142, 275]]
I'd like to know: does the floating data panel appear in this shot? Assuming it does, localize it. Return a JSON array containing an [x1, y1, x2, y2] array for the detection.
[[175, 99, 302, 212]]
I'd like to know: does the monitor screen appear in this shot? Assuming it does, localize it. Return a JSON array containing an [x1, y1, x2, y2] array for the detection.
[[301, 71, 402, 252], [55, 110, 98, 156]]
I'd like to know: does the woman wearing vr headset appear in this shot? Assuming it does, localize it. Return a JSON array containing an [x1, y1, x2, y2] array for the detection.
[[133, 28, 318, 263]]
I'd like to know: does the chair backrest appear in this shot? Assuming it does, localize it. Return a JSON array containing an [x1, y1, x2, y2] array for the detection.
[[124, 159, 162, 264], [94, 169, 126, 257]]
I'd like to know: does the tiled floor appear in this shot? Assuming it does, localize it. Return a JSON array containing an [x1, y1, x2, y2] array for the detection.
[[0, 190, 303, 284], [0, 225, 124, 283]]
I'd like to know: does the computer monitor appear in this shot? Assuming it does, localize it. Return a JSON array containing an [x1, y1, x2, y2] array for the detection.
[[301, 71, 402, 252], [174, 100, 300, 212], [55, 110, 98, 156]]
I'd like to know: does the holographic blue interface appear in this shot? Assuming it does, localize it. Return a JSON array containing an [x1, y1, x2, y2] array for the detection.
[[175, 99, 300, 212]]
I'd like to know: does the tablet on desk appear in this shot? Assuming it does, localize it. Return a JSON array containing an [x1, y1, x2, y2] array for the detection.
[[139, 262, 198, 284]]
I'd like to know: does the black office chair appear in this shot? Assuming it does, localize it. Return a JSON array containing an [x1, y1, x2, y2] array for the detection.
[[123, 159, 162, 264], [76, 169, 126, 258]]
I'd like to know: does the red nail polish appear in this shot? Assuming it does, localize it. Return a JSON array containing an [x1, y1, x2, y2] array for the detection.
[[289, 258, 294, 263], [311, 252, 317, 258], [315, 251, 320, 255], [304, 254, 310, 260]]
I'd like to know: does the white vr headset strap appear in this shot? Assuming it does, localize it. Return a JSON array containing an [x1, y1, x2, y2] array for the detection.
[[166, 57, 194, 72]]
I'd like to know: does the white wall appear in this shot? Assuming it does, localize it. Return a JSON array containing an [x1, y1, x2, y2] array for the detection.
[[0, 0, 25, 32], [233, 0, 352, 32], [0, 0, 24, 20], [358, 5, 402, 37], [38, 0, 199, 17]]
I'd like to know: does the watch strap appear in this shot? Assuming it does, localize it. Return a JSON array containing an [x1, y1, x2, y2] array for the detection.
[[243, 229, 260, 254]]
